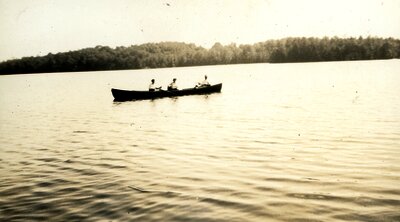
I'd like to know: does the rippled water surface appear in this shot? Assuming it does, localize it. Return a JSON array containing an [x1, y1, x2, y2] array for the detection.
[[1, 60, 400, 221]]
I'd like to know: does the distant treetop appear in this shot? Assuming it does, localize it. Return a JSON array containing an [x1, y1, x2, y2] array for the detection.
[[0, 37, 399, 75]]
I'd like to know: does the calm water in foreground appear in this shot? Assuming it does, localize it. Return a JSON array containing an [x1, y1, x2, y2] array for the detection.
[[0, 60, 399, 221]]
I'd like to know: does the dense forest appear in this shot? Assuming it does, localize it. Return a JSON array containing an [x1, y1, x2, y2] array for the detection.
[[0, 37, 399, 74]]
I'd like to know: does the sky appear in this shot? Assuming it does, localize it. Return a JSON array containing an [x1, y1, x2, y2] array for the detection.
[[0, 0, 399, 62]]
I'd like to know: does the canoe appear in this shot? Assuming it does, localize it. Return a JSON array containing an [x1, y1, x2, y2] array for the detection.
[[111, 83, 222, 101]]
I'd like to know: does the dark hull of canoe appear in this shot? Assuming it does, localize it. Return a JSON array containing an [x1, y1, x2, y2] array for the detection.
[[111, 83, 222, 101]]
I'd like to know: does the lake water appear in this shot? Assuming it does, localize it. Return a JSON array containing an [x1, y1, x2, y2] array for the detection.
[[0, 60, 399, 221]]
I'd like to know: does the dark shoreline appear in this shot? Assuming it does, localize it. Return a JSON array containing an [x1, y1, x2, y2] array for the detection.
[[1, 37, 399, 75], [0, 58, 398, 76]]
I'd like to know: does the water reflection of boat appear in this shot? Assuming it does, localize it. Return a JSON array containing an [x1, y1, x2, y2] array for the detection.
[[111, 83, 222, 101]]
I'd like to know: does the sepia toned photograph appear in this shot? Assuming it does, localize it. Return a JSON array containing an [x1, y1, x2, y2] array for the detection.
[[0, 0, 399, 221]]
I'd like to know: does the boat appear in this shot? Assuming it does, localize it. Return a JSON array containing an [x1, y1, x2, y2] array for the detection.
[[111, 83, 222, 101]]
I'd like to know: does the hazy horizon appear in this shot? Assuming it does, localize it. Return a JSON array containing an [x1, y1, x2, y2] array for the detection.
[[1, 0, 400, 62], [2, 35, 399, 62]]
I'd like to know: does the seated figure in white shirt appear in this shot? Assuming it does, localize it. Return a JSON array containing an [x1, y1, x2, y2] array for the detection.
[[196, 75, 211, 88], [149, 79, 162, 91], [168, 78, 178, 91]]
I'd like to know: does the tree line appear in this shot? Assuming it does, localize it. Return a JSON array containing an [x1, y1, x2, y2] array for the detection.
[[0, 36, 399, 74]]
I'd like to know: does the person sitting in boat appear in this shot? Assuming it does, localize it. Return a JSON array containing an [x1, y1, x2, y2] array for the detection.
[[149, 79, 162, 92], [195, 75, 211, 88], [167, 78, 178, 91]]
